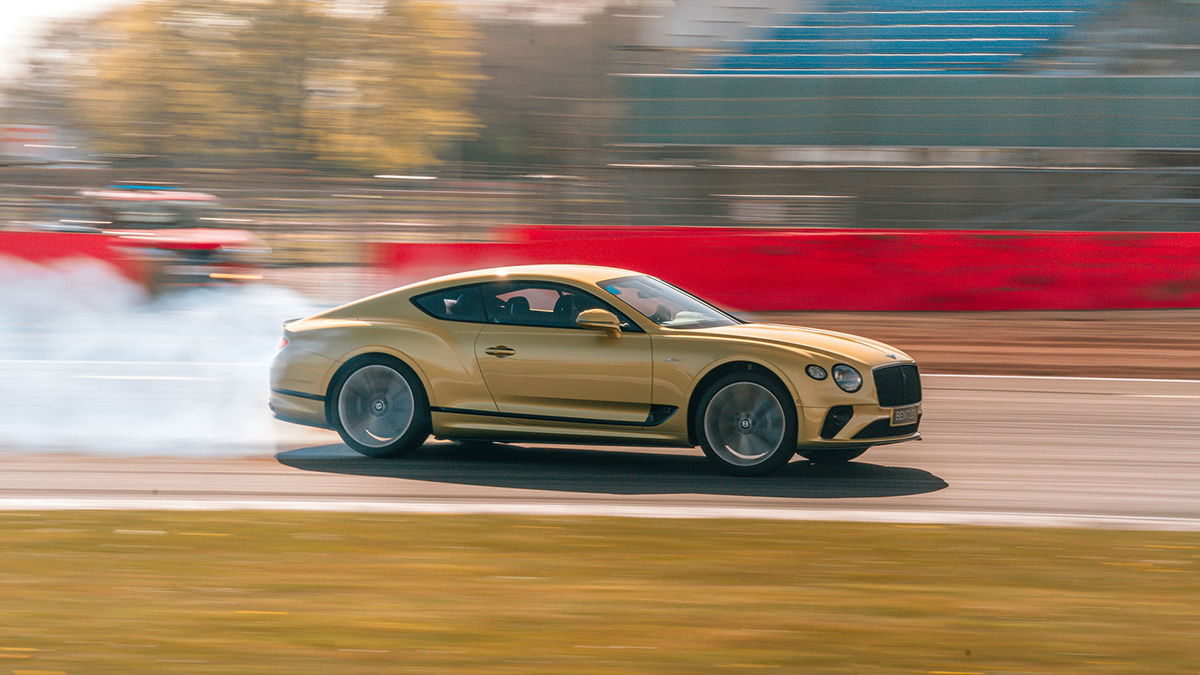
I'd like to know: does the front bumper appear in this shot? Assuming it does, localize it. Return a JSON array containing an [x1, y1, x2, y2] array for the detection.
[[798, 403, 922, 447]]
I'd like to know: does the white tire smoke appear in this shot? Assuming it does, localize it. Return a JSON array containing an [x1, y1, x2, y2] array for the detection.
[[0, 258, 328, 456]]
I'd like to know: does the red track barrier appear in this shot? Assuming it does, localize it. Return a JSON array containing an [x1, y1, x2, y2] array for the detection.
[[0, 232, 145, 283], [374, 227, 1200, 311]]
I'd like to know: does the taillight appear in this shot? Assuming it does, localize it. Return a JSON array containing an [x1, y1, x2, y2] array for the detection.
[[278, 335, 288, 351]]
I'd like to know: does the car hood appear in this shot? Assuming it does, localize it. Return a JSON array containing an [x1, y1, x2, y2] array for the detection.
[[688, 322, 913, 365]]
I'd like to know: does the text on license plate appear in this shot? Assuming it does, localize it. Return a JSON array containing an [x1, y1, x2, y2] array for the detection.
[[891, 405, 920, 426]]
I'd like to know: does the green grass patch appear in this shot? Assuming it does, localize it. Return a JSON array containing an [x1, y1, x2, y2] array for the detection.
[[1, 512, 1198, 674]]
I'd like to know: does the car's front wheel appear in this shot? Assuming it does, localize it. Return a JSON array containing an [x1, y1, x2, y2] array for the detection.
[[330, 356, 430, 458], [695, 371, 797, 476]]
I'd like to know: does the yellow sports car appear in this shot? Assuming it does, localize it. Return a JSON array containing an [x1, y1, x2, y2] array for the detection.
[[269, 264, 922, 475]]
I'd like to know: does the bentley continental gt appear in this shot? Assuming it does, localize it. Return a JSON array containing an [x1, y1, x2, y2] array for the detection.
[[269, 265, 922, 476]]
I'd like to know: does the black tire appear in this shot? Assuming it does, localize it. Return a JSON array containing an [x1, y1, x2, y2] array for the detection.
[[694, 370, 798, 476], [328, 355, 431, 458], [799, 447, 868, 465]]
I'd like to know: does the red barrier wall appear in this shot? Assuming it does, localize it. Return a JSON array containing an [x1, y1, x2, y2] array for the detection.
[[374, 228, 1200, 311], [0, 232, 144, 283]]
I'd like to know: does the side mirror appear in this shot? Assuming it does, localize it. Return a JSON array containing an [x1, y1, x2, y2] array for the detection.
[[576, 308, 622, 338]]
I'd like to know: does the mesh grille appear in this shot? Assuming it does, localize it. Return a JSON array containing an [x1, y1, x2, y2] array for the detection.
[[873, 364, 922, 407], [852, 418, 920, 440]]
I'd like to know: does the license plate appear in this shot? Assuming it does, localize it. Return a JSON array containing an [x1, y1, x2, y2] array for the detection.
[[891, 405, 920, 426]]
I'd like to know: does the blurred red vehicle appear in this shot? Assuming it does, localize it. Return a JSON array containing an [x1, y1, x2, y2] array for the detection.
[[31, 184, 267, 292]]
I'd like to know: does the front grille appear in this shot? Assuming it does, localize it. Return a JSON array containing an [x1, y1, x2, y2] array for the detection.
[[852, 418, 920, 439], [873, 364, 922, 407]]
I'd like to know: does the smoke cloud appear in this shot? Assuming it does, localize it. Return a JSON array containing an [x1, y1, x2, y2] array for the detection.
[[0, 257, 329, 456]]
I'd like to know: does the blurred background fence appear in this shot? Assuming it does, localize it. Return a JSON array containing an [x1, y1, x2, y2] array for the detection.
[[4, 0, 1200, 229], [2, 0, 1200, 289], [6, 160, 1200, 238]]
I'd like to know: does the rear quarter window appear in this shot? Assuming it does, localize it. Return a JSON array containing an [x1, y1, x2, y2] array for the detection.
[[411, 285, 487, 323]]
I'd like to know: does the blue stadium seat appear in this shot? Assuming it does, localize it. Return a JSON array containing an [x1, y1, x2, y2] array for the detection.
[[763, 25, 1071, 41], [681, 69, 995, 75], [781, 11, 1081, 26], [738, 39, 1049, 54], [717, 52, 1022, 69], [862, 0, 1099, 9], [684, 0, 1114, 76]]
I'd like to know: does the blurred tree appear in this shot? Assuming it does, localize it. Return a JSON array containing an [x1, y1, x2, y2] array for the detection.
[[304, 0, 482, 168], [66, 0, 481, 169]]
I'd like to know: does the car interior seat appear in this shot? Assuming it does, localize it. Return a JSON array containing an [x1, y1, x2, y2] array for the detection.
[[507, 296, 532, 323], [552, 294, 577, 327], [649, 304, 672, 324]]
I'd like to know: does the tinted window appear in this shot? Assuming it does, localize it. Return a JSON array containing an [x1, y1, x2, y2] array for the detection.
[[411, 285, 487, 323], [601, 275, 739, 329], [480, 281, 640, 331]]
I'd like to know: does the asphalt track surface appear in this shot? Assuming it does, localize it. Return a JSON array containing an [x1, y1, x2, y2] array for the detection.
[[1, 371, 1198, 530]]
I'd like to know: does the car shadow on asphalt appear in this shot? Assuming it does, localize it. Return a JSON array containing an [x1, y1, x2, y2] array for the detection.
[[275, 442, 948, 499]]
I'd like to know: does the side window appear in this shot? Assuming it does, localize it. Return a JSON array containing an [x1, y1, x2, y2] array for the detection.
[[480, 281, 640, 331], [411, 285, 486, 323]]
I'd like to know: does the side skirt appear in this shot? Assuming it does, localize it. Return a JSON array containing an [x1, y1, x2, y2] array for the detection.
[[428, 404, 677, 428]]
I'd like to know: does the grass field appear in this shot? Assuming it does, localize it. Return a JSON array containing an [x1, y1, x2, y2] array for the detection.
[[2, 512, 1198, 674]]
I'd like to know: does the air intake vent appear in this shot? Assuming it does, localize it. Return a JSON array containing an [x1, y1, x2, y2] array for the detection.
[[853, 419, 920, 440], [820, 405, 854, 439]]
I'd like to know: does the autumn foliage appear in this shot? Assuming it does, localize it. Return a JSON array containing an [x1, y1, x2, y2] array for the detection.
[[71, 0, 482, 170]]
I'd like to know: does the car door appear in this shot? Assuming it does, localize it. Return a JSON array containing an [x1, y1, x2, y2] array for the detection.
[[408, 283, 498, 413], [474, 280, 654, 424]]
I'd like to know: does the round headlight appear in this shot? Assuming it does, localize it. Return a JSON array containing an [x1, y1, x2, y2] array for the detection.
[[805, 364, 827, 380], [832, 364, 863, 392]]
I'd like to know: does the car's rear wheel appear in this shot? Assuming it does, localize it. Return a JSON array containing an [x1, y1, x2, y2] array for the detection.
[[330, 356, 430, 458], [799, 447, 868, 465], [695, 371, 797, 476]]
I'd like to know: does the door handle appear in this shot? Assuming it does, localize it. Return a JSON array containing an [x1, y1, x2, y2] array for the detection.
[[484, 345, 516, 358]]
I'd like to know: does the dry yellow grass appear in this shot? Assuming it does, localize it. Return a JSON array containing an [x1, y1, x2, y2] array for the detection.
[[2, 512, 1198, 674]]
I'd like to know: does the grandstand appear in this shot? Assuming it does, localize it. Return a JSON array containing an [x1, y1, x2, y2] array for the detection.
[[687, 0, 1111, 75], [620, 0, 1200, 152], [611, 0, 1200, 230]]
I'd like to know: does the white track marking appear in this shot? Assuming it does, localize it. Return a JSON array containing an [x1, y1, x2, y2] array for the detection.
[[0, 498, 1198, 531], [74, 375, 217, 381], [0, 360, 260, 367]]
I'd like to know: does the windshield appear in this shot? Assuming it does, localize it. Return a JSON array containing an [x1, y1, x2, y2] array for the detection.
[[600, 276, 740, 330], [76, 188, 220, 230], [101, 200, 215, 229]]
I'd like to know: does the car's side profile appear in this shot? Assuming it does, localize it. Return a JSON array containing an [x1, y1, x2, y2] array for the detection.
[[269, 264, 922, 475]]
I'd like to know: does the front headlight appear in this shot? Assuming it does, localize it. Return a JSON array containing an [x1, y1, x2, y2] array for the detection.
[[832, 364, 863, 392]]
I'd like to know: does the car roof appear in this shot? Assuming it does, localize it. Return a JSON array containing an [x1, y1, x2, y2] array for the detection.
[[313, 265, 649, 321], [411, 264, 645, 289]]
